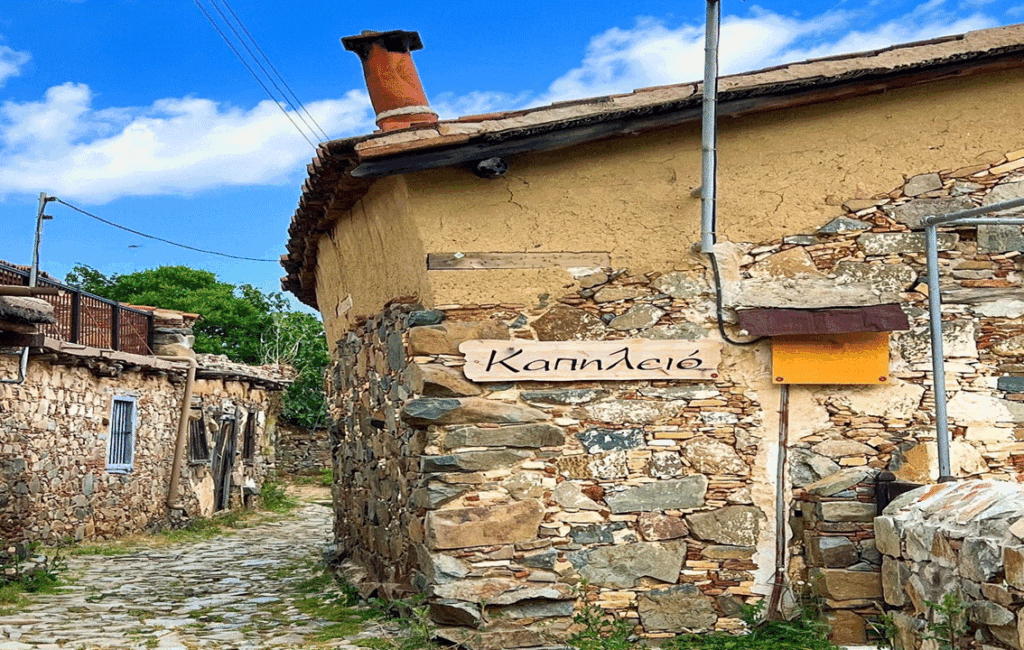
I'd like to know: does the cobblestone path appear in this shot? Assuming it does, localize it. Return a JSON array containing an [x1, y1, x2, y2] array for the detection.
[[0, 501, 383, 649]]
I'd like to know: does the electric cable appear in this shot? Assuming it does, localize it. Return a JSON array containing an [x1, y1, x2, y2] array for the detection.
[[703, 0, 763, 348], [218, 0, 331, 141], [193, 0, 319, 150], [209, 0, 327, 143], [53, 198, 279, 263]]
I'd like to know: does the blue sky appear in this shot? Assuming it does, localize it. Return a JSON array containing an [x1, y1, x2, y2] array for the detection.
[[0, 0, 1019, 310]]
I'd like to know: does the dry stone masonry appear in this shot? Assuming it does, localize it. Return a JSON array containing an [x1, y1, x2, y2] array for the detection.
[[794, 468, 885, 644], [0, 350, 285, 543], [878, 480, 1024, 650], [276, 422, 331, 476]]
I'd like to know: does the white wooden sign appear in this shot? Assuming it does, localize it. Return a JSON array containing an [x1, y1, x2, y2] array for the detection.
[[459, 339, 722, 382]]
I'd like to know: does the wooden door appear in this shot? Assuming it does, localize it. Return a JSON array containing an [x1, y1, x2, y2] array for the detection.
[[211, 416, 237, 512]]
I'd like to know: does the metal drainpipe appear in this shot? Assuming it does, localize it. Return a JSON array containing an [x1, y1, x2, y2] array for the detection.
[[767, 384, 789, 619], [0, 349, 29, 385], [158, 355, 197, 510], [700, 0, 720, 254], [924, 224, 951, 480], [923, 195, 1024, 481]]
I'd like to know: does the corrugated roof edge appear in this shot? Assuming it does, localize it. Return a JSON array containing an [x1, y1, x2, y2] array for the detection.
[[281, 23, 1024, 308]]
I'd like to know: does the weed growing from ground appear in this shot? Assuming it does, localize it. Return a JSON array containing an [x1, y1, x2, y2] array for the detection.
[[261, 480, 297, 513], [662, 601, 838, 650], [0, 543, 67, 612], [66, 541, 140, 557]]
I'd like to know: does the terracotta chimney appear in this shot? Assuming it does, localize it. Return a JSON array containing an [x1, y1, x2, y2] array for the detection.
[[342, 30, 438, 132]]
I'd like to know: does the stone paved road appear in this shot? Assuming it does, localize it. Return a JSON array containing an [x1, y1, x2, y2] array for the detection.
[[0, 501, 386, 649]]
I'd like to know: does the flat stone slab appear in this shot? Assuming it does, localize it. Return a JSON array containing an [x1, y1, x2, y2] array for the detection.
[[0, 296, 55, 324], [857, 232, 958, 255], [408, 320, 509, 355], [444, 423, 565, 449], [570, 541, 686, 588], [425, 499, 545, 550], [638, 584, 717, 631], [687, 506, 764, 546], [402, 397, 548, 427], [605, 476, 708, 513]]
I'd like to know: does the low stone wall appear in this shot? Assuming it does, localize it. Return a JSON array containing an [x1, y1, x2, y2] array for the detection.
[[276, 423, 330, 476], [878, 480, 1024, 650], [0, 354, 278, 542], [794, 468, 884, 644]]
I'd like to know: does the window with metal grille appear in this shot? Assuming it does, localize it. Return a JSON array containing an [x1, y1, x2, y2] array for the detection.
[[242, 412, 257, 461], [106, 397, 136, 472], [189, 417, 210, 462]]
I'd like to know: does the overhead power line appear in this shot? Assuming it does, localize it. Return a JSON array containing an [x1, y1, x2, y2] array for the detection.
[[193, 0, 321, 150], [218, 0, 330, 141], [54, 198, 279, 263]]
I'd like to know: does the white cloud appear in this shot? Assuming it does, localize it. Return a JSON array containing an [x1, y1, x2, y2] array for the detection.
[[0, 45, 31, 87], [431, 90, 531, 120], [536, 1, 1000, 105], [0, 83, 374, 203]]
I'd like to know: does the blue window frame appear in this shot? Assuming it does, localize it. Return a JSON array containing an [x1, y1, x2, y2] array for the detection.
[[106, 396, 137, 472]]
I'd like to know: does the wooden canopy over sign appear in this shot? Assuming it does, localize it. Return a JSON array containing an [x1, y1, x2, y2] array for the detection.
[[459, 339, 722, 382]]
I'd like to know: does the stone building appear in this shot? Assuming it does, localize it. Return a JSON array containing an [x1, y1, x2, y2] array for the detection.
[[280, 24, 1024, 647], [0, 280, 291, 543]]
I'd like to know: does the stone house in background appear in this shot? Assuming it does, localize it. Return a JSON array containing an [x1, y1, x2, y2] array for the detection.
[[281, 24, 1024, 647], [0, 267, 291, 543]]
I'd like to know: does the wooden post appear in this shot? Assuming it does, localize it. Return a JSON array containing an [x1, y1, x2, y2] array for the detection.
[[70, 290, 81, 344], [110, 303, 120, 351]]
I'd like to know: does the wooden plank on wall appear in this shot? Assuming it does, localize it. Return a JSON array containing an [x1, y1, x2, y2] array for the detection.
[[428, 252, 611, 270], [460, 338, 721, 382]]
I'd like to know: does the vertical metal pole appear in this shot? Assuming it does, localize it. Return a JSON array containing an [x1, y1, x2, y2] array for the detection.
[[925, 225, 952, 480], [29, 192, 48, 288], [3, 192, 49, 384], [700, 0, 720, 254]]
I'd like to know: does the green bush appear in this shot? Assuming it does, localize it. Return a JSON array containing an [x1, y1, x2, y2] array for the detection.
[[664, 601, 837, 650], [260, 481, 295, 513]]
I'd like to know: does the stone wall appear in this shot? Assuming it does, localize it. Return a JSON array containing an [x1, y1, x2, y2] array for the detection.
[[325, 302, 774, 647], [0, 353, 278, 543], [327, 303, 422, 589], [276, 423, 331, 476], [877, 480, 1024, 650], [794, 468, 884, 644]]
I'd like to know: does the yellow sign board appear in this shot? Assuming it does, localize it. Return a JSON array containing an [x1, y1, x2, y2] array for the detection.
[[771, 332, 890, 385]]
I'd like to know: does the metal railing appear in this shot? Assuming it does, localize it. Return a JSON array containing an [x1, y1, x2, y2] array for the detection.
[[0, 262, 153, 355]]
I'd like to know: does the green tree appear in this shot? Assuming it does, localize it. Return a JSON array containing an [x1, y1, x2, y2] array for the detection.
[[66, 264, 328, 428], [259, 311, 330, 429]]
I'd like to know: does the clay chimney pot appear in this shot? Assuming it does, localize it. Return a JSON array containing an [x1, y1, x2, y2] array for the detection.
[[342, 30, 438, 131]]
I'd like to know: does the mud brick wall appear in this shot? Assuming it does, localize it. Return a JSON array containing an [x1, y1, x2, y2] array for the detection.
[[878, 480, 1024, 650], [0, 355, 277, 543], [793, 468, 884, 645]]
